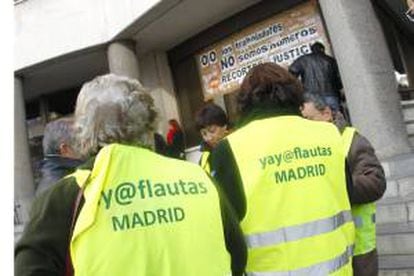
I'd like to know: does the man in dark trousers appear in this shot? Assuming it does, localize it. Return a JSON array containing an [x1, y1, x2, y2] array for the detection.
[[289, 41, 343, 112]]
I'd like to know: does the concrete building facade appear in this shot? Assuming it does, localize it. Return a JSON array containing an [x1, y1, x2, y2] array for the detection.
[[15, 0, 414, 272]]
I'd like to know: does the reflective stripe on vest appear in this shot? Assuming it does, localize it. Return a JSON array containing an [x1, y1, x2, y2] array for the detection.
[[70, 144, 231, 276], [353, 213, 375, 228], [227, 116, 355, 274], [246, 210, 353, 248], [342, 127, 377, 256], [246, 245, 354, 276], [200, 151, 211, 174]]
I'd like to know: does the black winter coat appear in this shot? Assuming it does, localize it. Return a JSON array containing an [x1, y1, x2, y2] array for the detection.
[[36, 155, 83, 196], [289, 52, 343, 97]]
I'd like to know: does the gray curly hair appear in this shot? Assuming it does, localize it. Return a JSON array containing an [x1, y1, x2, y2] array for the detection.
[[42, 117, 76, 156], [74, 74, 158, 158]]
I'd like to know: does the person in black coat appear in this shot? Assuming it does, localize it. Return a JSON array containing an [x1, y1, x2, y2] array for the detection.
[[289, 42, 343, 112], [36, 117, 83, 196]]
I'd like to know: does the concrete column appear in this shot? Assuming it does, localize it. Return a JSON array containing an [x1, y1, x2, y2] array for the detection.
[[319, 0, 411, 159], [138, 51, 181, 135], [14, 77, 35, 227], [107, 40, 140, 80]]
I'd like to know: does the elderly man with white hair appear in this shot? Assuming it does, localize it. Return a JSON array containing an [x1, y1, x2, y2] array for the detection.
[[300, 92, 386, 276], [15, 74, 246, 276], [36, 117, 84, 196]]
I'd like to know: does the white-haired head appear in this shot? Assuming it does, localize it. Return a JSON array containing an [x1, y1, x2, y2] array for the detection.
[[74, 74, 158, 158], [42, 117, 77, 157]]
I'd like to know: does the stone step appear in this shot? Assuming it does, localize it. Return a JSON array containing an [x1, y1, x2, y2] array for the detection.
[[382, 176, 414, 200], [379, 254, 414, 271], [402, 99, 414, 109], [409, 135, 414, 149], [379, 269, 414, 276], [407, 121, 414, 136], [402, 99, 414, 107], [399, 88, 414, 101], [379, 194, 414, 206], [375, 152, 414, 272], [377, 223, 414, 258], [381, 154, 414, 181], [377, 202, 409, 225], [403, 100, 414, 148], [377, 231, 414, 255], [376, 195, 414, 225], [377, 222, 414, 235]]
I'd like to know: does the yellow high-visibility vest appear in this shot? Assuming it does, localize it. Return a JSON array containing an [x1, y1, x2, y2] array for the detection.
[[342, 127, 377, 256], [199, 150, 211, 174], [227, 116, 355, 275], [70, 144, 231, 276]]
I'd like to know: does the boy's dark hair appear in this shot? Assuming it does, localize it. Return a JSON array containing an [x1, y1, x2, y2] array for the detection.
[[195, 103, 229, 131], [310, 42, 325, 54], [238, 62, 304, 114]]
